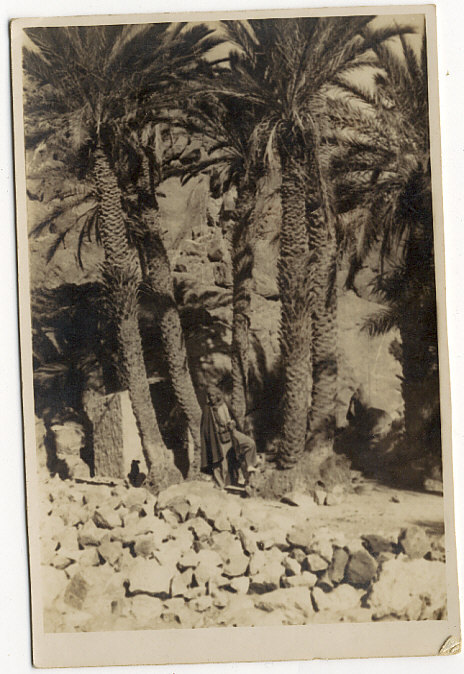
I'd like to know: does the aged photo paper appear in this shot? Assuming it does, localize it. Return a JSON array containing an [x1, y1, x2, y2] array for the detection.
[[10, 4, 461, 667]]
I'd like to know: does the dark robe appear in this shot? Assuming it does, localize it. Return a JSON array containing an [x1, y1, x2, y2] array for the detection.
[[200, 404, 232, 474]]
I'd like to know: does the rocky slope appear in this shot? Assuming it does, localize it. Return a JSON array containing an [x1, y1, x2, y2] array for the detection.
[[40, 473, 446, 633]]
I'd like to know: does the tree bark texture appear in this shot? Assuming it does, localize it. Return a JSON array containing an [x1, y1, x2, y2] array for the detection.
[[93, 147, 178, 489], [230, 182, 256, 429], [142, 218, 203, 475], [93, 148, 141, 276], [400, 192, 441, 461], [306, 206, 338, 458], [276, 152, 313, 469]]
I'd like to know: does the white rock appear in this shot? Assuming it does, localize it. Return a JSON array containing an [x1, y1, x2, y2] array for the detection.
[[254, 587, 313, 618], [237, 528, 259, 555], [171, 569, 194, 597], [190, 595, 213, 612], [281, 571, 318, 589], [312, 584, 363, 612], [92, 506, 122, 530], [77, 547, 100, 568], [133, 534, 158, 558], [98, 536, 123, 567], [258, 526, 290, 551], [134, 516, 171, 543], [127, 558, 174, 596], [51, 554, 74, 571], [307, 531, 334, 562], [122, 510, 141, 530], [128, 594, 163, 622], [283, 556, 302, 576], [367, 558, 447, 620], [178, 549, 199, 571], [186, 517, 212, 540], [303, 553, 329, 573], [229, 576, 250, 594], [77, 520, 106, 547], [41, 514, 66, 543], [58, 526, 80, 554], [194, 550, 224, 585]]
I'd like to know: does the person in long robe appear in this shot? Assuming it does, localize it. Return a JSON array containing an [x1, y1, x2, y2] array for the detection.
[[200, 385, 234, 488], [200, 385, 260, 489]]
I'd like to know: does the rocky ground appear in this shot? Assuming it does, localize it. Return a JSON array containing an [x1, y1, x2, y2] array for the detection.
[[40, 470, 447, 633]]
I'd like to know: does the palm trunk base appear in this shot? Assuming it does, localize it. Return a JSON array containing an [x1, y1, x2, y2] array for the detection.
[[187, 452, 202, 480], [145, 455, 182, 494]]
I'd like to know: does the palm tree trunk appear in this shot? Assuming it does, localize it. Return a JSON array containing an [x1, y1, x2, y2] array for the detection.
[[276, 152, 313, 468], [400, 290, 440, 461], [400, 206, 441, 463], [142, 217, 202, 475], [115, 275, 180, 490], [93, 147, 179, 489], [230, 182, 255, 429], [306, 208, 338, 459]]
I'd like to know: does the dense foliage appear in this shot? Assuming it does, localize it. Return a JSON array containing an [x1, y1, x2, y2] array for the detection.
[[24, 17, 441, 492]]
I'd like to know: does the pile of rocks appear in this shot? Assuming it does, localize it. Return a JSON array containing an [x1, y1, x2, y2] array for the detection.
[[40, 476, 447, 632]]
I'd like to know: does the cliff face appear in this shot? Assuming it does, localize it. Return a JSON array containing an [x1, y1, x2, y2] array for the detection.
[[28, 171, 403, 423]]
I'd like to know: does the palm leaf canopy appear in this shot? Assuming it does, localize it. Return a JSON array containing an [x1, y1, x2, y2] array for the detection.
[[330, 28, 430, 266], [23, 22, 223, 261], [24, 22, 222, 157], [208, 18, 416, 157], [174, 16, 416, 203]]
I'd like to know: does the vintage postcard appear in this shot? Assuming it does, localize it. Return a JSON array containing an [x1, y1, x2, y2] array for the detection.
[[10, 4, 461, 667]]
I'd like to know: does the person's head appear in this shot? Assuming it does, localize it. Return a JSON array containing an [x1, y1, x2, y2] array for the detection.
[[206, 385, 223, 407]]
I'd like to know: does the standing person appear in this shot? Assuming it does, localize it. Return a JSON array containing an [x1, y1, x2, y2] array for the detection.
[[200, 385, 234, 488]]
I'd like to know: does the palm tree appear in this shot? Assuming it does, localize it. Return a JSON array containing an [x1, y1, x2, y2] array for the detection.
[[171, 93, 261, 430], [23, 23, 219, 488], [330, 29, 438, 461], [120, 121, 213, 475], [210, 17, 412, 471]]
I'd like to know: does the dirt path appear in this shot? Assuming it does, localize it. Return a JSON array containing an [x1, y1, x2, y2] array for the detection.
[[241, 477, 445, 550], [302, 481, 445, 540]]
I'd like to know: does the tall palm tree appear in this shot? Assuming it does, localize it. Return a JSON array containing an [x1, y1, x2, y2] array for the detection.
[[172, 93, 261, 430], [120, 120, 213, 476], [23, 23, 219, 488], [330, 29, 438, 461], [210, 17, 412, 470]]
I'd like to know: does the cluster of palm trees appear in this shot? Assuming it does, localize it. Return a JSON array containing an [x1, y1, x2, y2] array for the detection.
[[24, 16, 439, 492]]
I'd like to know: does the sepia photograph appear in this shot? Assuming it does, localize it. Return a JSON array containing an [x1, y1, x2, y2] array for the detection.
[[9, 3, 461, 668]]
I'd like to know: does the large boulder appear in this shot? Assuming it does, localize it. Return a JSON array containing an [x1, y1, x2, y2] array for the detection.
[[367, 557, 447, 620], [193, 550, 223, 585], [302, 553, 329, 573], [249, 549, 285, 593], [254, 587, 313, 620], [312, 584, 364, 613], [126, 558, 175, 597], [328, 547, 349, 584], [77, 520, 107, 547], [93, 505, 122, 530], [398, 526, 431, 559], [345, 550, 378, 587], [287, 524, 313, 552]]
